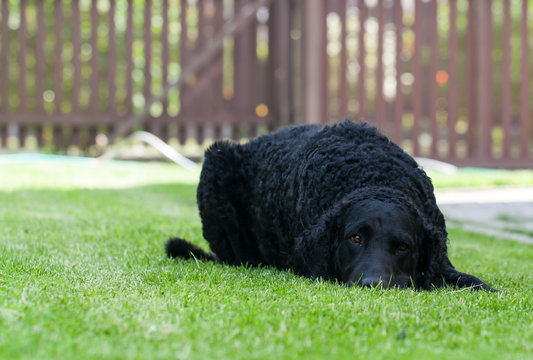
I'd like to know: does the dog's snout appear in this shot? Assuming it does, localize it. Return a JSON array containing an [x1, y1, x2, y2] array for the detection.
[[360, 275, 382, 288]]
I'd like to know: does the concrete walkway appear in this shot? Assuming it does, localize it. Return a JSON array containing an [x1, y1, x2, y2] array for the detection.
[[435, 186, 533, 244]]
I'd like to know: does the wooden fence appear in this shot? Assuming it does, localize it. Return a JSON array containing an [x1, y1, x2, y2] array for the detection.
[[296, 0, 533, 168], [1, 0, 533, 168], [0, 0, 289, 151]]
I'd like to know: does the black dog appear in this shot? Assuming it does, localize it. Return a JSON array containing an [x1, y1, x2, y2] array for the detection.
[[166, 121, 495, 290]]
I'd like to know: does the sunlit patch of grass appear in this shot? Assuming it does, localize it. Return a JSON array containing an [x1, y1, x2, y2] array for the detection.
[[427, 168, 533, 188]]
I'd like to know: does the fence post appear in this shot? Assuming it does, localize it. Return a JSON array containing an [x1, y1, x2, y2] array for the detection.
[[269, 0, 291, 127], [470, 0, 493, 161], [301, 0, 327, 124], [0, 0, 8, 115], [234, 0, 258, 122], [520, 0, 530, 158]]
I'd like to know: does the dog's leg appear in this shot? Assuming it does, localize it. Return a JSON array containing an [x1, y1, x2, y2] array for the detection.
[[443, 270, 497, 292]]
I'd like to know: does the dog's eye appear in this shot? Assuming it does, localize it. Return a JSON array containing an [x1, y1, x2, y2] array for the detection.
[[397, 243, 409, 252], [350, 234, 362, 244]]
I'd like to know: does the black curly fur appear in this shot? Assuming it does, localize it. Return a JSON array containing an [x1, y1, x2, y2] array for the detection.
[[167, 120, 495, 291]]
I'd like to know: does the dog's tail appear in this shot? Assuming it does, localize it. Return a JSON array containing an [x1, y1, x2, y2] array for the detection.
[[165, 237, 218, 262]]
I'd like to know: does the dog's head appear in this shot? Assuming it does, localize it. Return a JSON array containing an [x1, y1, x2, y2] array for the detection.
[[293, 186, 495, 291], [333, 200, 420, 288], [293, 187, 428, 288], [293, 187, 442, 289]]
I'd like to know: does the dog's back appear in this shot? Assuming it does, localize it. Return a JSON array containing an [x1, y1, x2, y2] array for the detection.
[[195, 124, 322, 267], [196, 121, 435, 266]]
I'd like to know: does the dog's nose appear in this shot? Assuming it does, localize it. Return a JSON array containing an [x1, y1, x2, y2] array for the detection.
[[360, 276, 382, 288]]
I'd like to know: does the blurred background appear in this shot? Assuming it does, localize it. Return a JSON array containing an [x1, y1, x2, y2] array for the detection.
[[0, 0, 531, 168]]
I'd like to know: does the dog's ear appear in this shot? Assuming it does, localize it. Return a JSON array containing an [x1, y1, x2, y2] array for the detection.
[[291, 208, 340, 280], [413, 218, 447, 290], [292, 231, 330, 279]]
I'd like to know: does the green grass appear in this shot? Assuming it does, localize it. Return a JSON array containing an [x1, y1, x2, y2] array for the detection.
[[1, 160, 532, 360], [427, 168, 533, 188]]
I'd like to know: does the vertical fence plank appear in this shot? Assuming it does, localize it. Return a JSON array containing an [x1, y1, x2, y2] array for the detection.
[[89, 126, 97, 146], [0, 0, 8, 113], [214, 0, 224, 111], [249, 123, 258, 138], [197, 122, 205, 144], [18, 0, 27, 113], [35, 124, 44, 148], [357, 0, 367, 119], [195, 0, 206, 141], [447, 0, 458, 159], [520, 0, 530, 158], [485, 0, 494, 159], [88, 0, 100, 145], [270, 0, 291, 126], [35, 0, 45, 112], [231, 123, 239, 141], [178, 123, 186, 144], [54, 0, 64, 114], [72, 0, 81, 113], [180, 0, 189, 116], [466, 0, 475, 157], [321, 2, 329, 124], [412, 0, 422, 156], [53, 0, 65, 149], [161, 0, 169, 117], [53, 125, 63, 148], [19, 125, 26, 147], [234, 0, 257, 121], [125, 0, 133, 115], [429, 0, 438, 157], [393, 0, 403, 145], [17, 0, 26, 146], [501, 0, 511, 159], [143, 0, 152, 124], [234, 0, 246, 122], [89, 0, 99, 113], [197, 0, 205, 49], [338, 1, 348, 120], [71, 126, 81, 147], [108, 0, 117, 114], [475, 0, 493, 160], [0, 125, 5, 147], [375, 0, 384, 129], [35, 0, 45, 147], [160, 0, 170, 141], [302, 1, 326, 124]]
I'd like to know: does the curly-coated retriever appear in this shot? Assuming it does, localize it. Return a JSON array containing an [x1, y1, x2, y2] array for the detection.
[[166, 121, 495, 291]]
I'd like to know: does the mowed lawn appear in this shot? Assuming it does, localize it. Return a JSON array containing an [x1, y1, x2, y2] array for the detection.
[[1, 157, 532, 360]]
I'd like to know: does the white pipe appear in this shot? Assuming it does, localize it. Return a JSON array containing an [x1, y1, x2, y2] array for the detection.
[[130, 131, 198, 170]]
